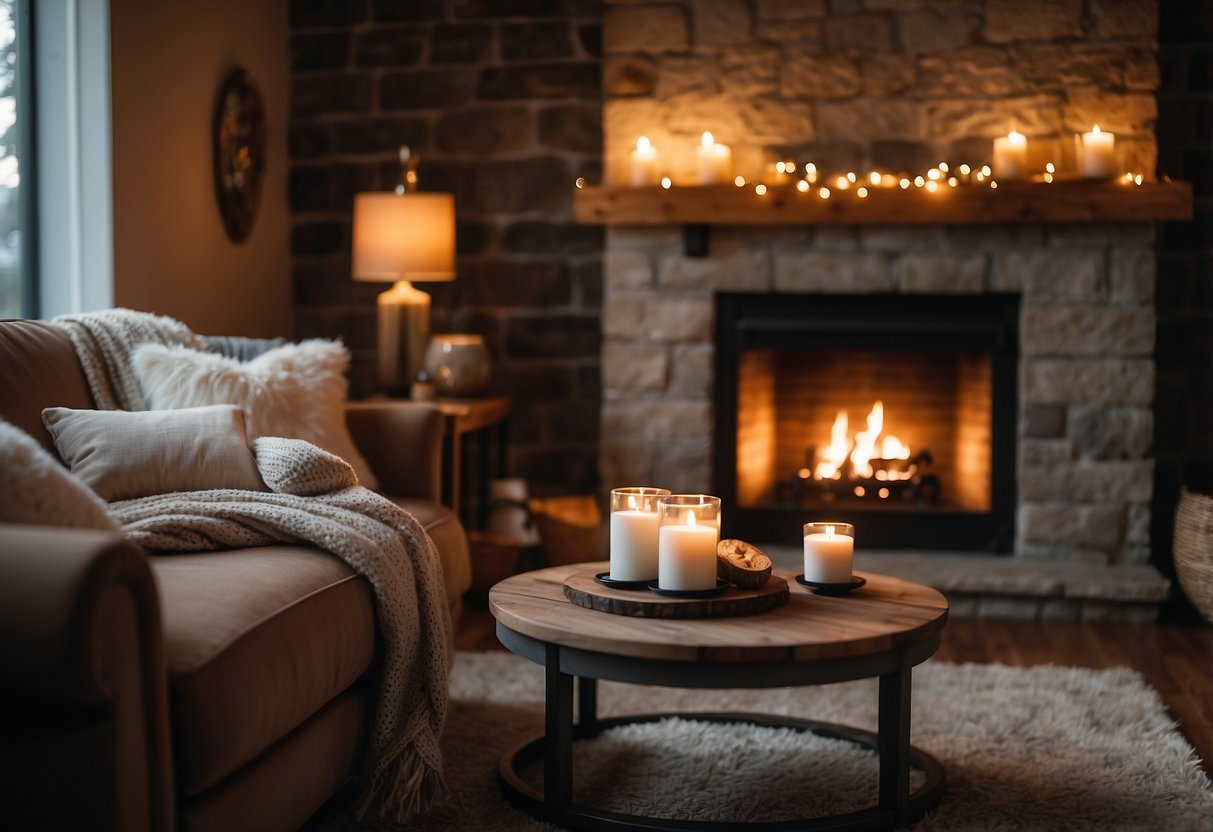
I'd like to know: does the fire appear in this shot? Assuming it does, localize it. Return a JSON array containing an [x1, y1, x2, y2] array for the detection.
[[813, 410, 850, 479], [814, 400, 912, 481]]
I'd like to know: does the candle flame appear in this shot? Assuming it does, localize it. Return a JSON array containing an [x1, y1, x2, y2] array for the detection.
[[701, 131, 714, 148], [1008, 130, 1025, 144], [637, 136, 651, 151], [628, 494, 637, 510], [825, 525, 835, 538], [1092, 125, 1101, 134], [686, 511, 696, 528]]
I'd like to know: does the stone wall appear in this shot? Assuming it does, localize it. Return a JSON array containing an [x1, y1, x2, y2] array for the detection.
[[288, 0, 604, 497], [1154, 3, 1213, 616], [600, 0, 1162, 568]]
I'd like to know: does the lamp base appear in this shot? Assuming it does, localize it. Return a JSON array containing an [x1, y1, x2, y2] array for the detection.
[[376, 281, 431, 395]]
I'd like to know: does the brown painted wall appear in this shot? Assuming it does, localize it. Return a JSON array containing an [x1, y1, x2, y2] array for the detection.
[[110, 0, 292, 338]]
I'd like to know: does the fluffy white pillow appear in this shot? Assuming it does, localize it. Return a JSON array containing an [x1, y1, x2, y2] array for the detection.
[[131, 339, 378, 489], [0, 417, 120, 531]]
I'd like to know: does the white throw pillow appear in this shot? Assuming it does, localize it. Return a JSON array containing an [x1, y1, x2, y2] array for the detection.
[[43, 404, 267, 501], [131, 339, 378, 489], [0, 417, 120, 531]]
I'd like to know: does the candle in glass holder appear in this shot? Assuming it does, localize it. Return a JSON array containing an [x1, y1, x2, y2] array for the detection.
[[803, 522, 855, 584], [992, 131, 1028, 181], [657, 494, 721, 590], [1077, 125, 1116, 179], [696, 132, 732, 185], [630, 136, 660, 187], [609, 486, 670, 581]]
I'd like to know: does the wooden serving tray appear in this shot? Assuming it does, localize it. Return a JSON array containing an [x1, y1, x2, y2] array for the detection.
[[562, 569, 789, 619]]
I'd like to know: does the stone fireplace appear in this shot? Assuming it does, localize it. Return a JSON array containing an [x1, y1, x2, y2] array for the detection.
[[716, 291, 1019, 551], [596, 0, 1170, 618]]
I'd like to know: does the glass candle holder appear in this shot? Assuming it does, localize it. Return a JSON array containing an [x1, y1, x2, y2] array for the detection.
[[657, 494, 721, 590], [803, 522, 855, 584], [609, 487, 671, 581]]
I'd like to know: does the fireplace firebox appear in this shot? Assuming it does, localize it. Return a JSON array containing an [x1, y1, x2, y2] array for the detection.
[[715, 293, 1019, 550]]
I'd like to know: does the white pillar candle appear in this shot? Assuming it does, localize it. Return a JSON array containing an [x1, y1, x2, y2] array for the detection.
[[1077, 125, 1116, 179], [803, 523, 855, 584], [610, 509, 660, 580], [658, 511, 718, 590], [992, 131, 1028, 181], [630, 136, 660, 187], [696, 132, 732, 185], [609, 487, 669, 581]]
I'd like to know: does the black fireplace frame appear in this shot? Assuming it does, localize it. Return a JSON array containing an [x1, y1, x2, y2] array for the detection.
[[714, 292, 1019, 551]]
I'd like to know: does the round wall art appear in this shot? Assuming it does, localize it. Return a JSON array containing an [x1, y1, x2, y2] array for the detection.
[[212, 68, 266, 243]]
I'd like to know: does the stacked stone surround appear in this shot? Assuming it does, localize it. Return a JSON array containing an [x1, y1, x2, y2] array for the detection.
[[603, 222, 1158, 571], [599, 0, 1169, 592], [288, 0, 604, 497]]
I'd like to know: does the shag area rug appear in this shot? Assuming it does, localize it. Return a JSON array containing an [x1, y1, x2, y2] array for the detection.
[[306, 652, 1213, 831]]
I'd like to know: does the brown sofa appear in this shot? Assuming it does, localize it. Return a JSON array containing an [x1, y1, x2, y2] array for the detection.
[[0, 319, 472, 832]]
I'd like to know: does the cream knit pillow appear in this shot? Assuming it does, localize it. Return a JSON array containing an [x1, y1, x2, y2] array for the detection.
[[0, 417, 120, 530], [131, 339, 377, 489]]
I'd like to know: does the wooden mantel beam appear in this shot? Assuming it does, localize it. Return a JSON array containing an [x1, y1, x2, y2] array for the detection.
[[573, 180, 1193, 227]]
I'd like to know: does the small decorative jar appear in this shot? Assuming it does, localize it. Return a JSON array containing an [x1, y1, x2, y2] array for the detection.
[[424, 333, 491, 397]]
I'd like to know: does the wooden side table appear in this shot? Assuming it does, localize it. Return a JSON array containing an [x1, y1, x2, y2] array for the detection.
[[434, 395, 513, 529]]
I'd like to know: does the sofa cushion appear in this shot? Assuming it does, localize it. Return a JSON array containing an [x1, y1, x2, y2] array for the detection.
[[150, 545, 376, 797], [0, 320, 94, 453]]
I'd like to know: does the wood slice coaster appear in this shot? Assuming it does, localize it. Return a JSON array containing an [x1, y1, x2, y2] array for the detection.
[[563, 568, 790, 619]]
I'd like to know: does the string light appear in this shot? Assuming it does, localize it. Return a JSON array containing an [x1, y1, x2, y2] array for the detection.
[[927, 168, 942, 181], [914, 175, 925, 187], [734, 175, 746, 187], [939, 162, 949, 173], [796, 179, 810, 192], [805, 163, 818, 183], [755, 183, 768, 195], [980, 165, 992, 176], [1134, 173, 1143, 185], [989, 180, 998, 189], [958, 164, 971, 176], [947, 177, 959, 187], [660, 176, 672, 189], [575, 177, 585, 189], [846, 171, 857, 183], [834, 175, 850, 190], [857, 186, 869, 198], [869, 171, 881, 186], [925, 180, 939, 192], [899, 178, 910, 189], [819, 187, 831, 199]]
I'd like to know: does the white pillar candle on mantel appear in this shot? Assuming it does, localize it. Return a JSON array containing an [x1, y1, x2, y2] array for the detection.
[[1077, 125, 1116, 179], [803, 522, 855, 584], [992, 131, 1028, 181], [609, 486, 670, 581], [657, 494, 721, 590], [630, 136, 660, 188], [696, 132, 732, 185]]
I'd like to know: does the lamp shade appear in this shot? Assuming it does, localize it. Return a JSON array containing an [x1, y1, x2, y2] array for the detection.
[[351, 192, 456, 282]]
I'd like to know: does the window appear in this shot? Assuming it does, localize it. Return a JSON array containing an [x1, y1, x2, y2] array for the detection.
[[0, 0, 21, 317]]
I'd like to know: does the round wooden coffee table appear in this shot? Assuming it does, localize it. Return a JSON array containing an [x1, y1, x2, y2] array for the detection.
[[489, 562, 949, 831]]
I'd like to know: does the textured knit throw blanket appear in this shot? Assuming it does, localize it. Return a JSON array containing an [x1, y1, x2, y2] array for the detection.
[[53, 310, 451, 822]]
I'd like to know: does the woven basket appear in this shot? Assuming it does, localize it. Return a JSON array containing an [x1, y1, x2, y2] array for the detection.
[[526, 495, 608, 566], [1174, 487, 1213, 622]]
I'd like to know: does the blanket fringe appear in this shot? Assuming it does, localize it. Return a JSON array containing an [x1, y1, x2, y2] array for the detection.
[[354, 748, 449, 824]]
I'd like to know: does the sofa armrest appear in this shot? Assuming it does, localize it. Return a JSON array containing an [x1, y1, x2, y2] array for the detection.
[[0, 524, 174, 832], [345, 400, 444, 501]]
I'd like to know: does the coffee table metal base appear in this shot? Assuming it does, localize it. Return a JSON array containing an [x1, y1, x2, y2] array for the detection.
[[499, 711, 944, 831], [495, 624, 945, 831]]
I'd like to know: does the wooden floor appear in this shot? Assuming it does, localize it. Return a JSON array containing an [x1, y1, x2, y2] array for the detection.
[[457, 606, 1213, 775]]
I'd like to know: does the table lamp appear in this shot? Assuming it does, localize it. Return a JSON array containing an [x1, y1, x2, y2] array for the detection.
[[352, 148, 456, 394]]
